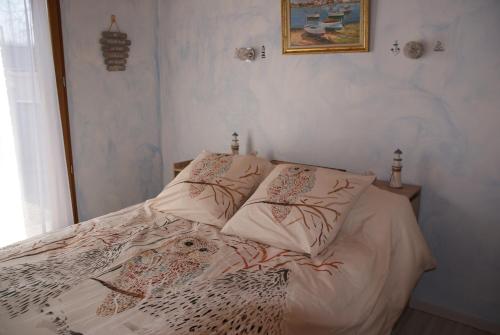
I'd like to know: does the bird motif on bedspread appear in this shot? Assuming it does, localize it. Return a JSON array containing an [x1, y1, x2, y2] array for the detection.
[[137, 268, 290, 335], [267, 166, 316, 223], [0, 209, 175, 318], [96, 235, 218, 316], [188, 153, 233, 197], [0, 244, 124, 318]]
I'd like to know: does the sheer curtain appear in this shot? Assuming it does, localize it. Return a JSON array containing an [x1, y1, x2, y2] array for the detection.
[[0, 0, 73, 247]]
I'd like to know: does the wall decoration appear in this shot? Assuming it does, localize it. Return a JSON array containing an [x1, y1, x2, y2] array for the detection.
[[234, 46, 267, 62], [235, 48, 256, 62], [261, 45, 266, 59], [281, 0, 370, 55], [100, 15, 131, 71], [434, 40, 445, 52], [403, 41, 424, 59], [390, 40, 401, 55]]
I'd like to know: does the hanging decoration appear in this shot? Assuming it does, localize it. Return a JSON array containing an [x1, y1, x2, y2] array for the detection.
[[403, 41, 425, 59], [100, 15, 131, 71]]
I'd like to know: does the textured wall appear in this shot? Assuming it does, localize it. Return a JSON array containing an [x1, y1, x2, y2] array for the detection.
[[61, 0, 163, 221], [159, 0, 500, 326]]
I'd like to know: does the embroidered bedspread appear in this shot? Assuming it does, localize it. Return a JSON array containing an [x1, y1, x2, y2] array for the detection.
[[0, 186, 434, 335]]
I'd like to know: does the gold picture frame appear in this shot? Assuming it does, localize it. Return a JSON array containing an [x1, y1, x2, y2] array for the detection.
[[281, 0, 370, 55]]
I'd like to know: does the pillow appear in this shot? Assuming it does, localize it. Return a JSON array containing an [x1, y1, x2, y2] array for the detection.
[[151, 151, 274, 228], [221, 164, 375, 256]]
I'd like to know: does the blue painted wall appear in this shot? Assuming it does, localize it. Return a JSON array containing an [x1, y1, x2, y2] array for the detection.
[[158, 0, 500, 326], [61, 0, 163, 221], [61, 0, 500, 327]]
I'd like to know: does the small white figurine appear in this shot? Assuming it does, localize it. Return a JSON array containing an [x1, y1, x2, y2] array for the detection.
[[231, 132, 239, 155], [389, 149, 403, 189]]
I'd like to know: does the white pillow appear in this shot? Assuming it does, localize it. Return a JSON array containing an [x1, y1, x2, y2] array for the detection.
[[151, 151, 274, 228], [221, 164, 375, 256]]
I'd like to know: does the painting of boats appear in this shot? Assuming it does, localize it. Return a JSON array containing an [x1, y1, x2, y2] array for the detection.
[[282, 0, 370, 54], [304, 24, 326, 36], [306, 13, 321, 22], [341, 5, 352, 14], [321, 19, 343, 31]]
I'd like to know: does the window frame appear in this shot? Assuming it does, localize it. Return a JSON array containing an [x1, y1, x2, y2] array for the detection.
[[47, 0, 78, 223]]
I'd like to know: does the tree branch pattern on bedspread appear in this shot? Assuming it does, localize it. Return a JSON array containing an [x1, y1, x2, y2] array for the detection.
[[0, 207, 343, 335]]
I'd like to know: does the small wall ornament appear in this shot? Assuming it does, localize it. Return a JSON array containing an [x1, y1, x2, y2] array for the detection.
[[434, 40, 445, 52], [100, 15, 131, 71], [403, 41, 424, 59], [235, 46, 266, 62], [235, 48, 256, 62], [390, 40, 401, 56]]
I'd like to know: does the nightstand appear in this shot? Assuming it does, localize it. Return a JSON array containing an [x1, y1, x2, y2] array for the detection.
[[373, 180, 421, 219], [173, 160, 192, 177]]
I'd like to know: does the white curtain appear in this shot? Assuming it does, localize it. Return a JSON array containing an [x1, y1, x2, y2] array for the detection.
[[0, 0, 73, 247]]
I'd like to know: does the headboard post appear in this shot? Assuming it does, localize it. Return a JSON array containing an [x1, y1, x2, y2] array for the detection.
[[231, 132, 239, 155]]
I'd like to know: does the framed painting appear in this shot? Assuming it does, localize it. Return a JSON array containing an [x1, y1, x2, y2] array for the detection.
[[281, 0, 370, 54]]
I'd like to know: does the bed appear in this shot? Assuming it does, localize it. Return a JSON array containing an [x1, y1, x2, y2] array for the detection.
[[0, 147, 435, 335]]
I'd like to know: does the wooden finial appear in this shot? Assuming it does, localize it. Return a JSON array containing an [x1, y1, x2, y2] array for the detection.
[[389, 149, 403, 189], [231, 132, 239, 155]]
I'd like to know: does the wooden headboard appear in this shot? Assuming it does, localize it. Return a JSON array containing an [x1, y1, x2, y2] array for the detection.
[[270, 160, 346, 172], [172, 133, 346, 177], [170, 135, 422, 218], [173, 158, 345, 178]]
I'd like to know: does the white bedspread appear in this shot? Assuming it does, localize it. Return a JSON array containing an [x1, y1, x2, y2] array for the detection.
[[0, 185, 434, 335]]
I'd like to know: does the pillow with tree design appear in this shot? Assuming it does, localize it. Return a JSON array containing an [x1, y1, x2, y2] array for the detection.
[[221, 164, 375, 256], [151, 150, 274, 228]]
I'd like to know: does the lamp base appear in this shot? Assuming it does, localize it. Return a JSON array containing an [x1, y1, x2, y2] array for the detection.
[[389, 171, 403, 189]]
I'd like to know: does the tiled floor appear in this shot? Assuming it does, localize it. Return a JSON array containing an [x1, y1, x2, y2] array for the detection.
[[392, 308, 494, 335]]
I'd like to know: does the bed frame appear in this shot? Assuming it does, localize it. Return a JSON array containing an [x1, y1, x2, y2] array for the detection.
[[173, 159, 346, 178], [173, 133, 346, 177]]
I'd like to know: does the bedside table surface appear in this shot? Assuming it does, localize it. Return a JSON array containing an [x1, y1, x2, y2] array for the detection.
[[373, 180, 421, 201]]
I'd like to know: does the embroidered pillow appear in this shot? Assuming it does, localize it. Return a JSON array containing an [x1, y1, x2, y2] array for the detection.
[[151, 151, 274, 228], [221, 164, 375, 256]]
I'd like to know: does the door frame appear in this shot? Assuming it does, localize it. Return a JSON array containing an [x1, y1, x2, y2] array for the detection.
[[47, 0, 79, 223]]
